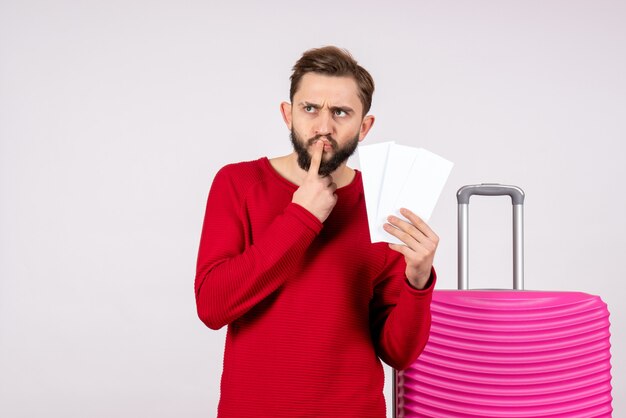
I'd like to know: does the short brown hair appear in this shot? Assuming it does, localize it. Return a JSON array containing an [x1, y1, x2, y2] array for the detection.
[[290, 46, 375, 116]]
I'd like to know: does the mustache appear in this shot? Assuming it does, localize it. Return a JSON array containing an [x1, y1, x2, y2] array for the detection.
[[307, 134, 338, 149]]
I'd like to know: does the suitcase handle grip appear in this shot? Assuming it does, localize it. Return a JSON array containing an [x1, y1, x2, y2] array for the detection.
[[457, 184, 524, 290], [457, 184, 525, 205]]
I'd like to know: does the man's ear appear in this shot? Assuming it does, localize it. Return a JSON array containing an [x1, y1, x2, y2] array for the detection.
[[358, 115, 375, 142], [280, 102, 292, 130]]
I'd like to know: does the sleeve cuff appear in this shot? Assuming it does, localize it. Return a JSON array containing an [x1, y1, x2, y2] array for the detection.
[[404, 267, 437, 295]]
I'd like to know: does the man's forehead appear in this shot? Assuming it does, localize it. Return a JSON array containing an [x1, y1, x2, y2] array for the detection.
[[294, 73, 361, 106]]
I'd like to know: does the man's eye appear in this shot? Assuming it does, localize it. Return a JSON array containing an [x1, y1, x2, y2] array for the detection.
[[304, 106, 315, 113], [334, 109, 346, 117]]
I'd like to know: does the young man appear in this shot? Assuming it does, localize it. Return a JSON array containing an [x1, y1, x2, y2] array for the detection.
[[195, 46, 438, 417]]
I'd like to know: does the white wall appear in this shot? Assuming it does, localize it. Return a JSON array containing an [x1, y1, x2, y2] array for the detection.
[[1, 0, 624, 416]]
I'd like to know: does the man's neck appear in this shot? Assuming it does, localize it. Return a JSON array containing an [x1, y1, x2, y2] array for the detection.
[[269, 153, 356, 188]]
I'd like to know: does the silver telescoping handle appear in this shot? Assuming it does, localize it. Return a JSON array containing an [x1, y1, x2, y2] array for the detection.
[[457, 184, 525, 291]]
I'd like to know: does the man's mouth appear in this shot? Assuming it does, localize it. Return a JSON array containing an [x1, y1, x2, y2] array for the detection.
[[310, 136, 337, 151]]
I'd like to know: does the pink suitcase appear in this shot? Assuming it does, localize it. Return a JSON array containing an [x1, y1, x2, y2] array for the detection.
[[394, 184, 613, 417]]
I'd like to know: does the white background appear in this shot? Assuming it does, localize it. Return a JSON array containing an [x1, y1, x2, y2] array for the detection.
[[1, 0, 624, 416]]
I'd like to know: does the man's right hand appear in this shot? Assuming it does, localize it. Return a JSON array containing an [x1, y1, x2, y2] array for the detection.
[[292, 140, 338, 223]]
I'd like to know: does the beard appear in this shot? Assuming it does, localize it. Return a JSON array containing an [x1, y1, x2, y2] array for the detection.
[[290, 129, 360, 177]]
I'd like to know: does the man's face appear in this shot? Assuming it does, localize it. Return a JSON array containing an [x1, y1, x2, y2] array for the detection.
[[283, 73, 373, 176]]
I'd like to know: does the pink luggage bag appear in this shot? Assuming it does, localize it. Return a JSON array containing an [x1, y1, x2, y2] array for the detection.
[[395, 184, 613, 417]]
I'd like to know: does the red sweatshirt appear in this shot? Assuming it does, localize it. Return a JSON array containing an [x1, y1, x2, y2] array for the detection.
[[195, 158, 434, 417]]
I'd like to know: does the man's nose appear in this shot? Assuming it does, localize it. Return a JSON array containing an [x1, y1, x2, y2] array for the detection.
[[314, 110, 333, 136]]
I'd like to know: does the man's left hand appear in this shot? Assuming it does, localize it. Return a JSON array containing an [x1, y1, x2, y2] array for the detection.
[[383, 208, 439, 290]]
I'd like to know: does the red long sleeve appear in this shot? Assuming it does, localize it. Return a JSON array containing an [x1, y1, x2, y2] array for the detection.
[[195, 162, 322, 329], [195, 158, 435, 417]]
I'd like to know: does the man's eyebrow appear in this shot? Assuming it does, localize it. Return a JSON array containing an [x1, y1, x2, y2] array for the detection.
[[330, 105, 354, 114], [300, 101, 321, 109], [299, 102, 354, 114]]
